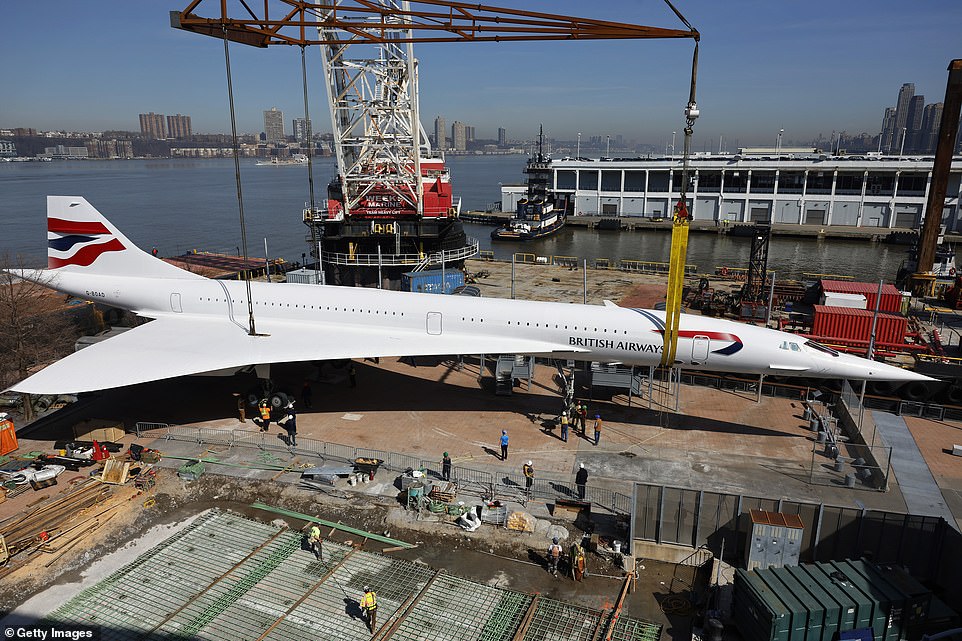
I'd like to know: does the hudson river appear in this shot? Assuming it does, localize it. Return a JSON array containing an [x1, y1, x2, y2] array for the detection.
[[1, 156, 905, 280]]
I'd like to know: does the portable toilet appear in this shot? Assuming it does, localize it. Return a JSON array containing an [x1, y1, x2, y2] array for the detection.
[[0, 414, 17, 456]]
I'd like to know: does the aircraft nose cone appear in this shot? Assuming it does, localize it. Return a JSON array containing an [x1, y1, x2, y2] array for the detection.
[[866, 366, 934, 383]]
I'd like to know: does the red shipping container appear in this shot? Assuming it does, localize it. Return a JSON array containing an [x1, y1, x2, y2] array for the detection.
[[819, 280, 902, 313], [812, 305, 907, 345]]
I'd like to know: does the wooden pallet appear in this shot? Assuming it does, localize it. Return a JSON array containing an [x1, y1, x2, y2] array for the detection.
[[428, 482, 457, 503]]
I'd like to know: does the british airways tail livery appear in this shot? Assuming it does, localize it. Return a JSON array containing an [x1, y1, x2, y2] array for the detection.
[[10, 196, 930, 394]]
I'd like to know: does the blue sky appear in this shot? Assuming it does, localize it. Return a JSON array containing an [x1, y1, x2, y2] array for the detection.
[[2, 1, 960, 147]]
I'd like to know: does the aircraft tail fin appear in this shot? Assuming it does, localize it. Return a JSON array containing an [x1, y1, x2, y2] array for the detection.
[[46, 196, 202, 279]]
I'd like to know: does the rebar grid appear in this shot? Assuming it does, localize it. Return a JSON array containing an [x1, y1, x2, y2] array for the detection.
[[49, 511, 283, 640], [390, 574, 532, 641], [155, 530, 303, 640], [521, 597, 601, 641], [266, 546, 438, 641], [607, 616, 662, 641], [45, 511, 661, 641], [206, 540, 365, 641]]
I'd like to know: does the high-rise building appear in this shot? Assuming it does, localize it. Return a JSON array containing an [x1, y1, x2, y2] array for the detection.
[[139, 112, 167, 139], [264, 107, 285, 142], [434, 116, 446, 150], [892, 83, 914, 151], [497, 127, 507, 147], [465, 125, 475, 143], [905, 95, 924, 152], [166, 114, 192, 139], [921, 102, 943, 155], [451, 121, 467, 151], [880, 107, 896, 151], [292, 118, 312, 144]]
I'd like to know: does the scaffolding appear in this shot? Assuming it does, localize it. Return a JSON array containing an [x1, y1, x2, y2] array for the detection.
[[46, 510, 661, 641]]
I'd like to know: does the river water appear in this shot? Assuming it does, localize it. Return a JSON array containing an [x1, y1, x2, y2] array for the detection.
[[0, 156, 906, 280]]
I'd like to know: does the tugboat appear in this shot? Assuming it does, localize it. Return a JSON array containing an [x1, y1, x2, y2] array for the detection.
[[896, 243, 956, 289], [491, 126, 567, 242]]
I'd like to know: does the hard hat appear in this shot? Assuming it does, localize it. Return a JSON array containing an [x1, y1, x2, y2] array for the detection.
[[595, 414, 601, 419], [502, 430, 507, 434], [580, 462, 585, 469], [527, 460, 533, 466], [363, 585, 370, 592], [443, 452, 449, 457], [562, 411, 567, 416]]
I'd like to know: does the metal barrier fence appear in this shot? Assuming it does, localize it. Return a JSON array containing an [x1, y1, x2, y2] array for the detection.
[[151, 424, 632, 514], [551, 255, 579, 268], [630, 481, 952, 586]]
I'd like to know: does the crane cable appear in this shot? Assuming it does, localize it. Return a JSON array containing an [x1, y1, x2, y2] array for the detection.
[[222, 26, 257, 336], [300, 44, 321, 284]]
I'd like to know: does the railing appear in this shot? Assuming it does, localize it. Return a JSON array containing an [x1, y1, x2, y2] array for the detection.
[[620, 259, 697, 276], [150, 424, 632, 514], [322, 239, 479, 267]]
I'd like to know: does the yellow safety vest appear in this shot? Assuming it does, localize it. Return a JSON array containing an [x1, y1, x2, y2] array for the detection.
[[361, 591, 377, 610], [259, 404, 271, 419]]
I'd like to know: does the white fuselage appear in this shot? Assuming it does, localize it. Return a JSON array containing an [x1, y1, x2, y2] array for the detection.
[[44, 269, 920, 382]]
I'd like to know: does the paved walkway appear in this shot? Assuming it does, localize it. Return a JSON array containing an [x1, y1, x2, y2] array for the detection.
[[872, 410, 955, 523]]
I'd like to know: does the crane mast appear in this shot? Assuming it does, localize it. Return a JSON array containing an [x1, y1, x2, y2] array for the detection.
[[318, 1, 430, 220]]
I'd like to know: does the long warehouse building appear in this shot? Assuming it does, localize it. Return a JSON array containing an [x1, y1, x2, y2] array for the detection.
[[501, 153, 962, 231]]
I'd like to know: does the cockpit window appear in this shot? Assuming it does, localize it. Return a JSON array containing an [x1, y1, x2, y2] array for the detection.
[[805, 340, 839, 357], [779, 341, 803, 352]]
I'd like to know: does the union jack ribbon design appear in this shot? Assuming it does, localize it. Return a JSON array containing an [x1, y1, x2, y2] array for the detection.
[[47, 217, 125, 268]]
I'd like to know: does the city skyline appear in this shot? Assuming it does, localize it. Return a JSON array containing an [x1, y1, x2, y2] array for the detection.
[[2, 2, 961, 145]]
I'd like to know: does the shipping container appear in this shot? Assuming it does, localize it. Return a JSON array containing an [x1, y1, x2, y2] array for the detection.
[[828, 560, 905, 641], [734, 569, 792, 641], [768, 568, 827, 641], [798, 564, 858, 633], [784, 566, 842, 641], [819, 292, 867, 309], [812, 306, 908, 345], [819, 280, 902, 313], [401, 269, 465, 294], [736, 561, 930, 641], [755, 571, 812, 641]]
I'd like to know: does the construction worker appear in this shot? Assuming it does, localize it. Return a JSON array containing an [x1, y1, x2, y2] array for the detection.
[[593, 414, 602, 446], [360, 585, 378, 632], [547, 537, 563, 576], [571, 542, 586, 581], [578, 402, 588, 435], [559, 411, 569, 442], [500, 430, 509, 461], [441, 452, 452, 482], [233, 393, 246, 423], [522, 460, 534, 496], [255, 400, 271, 432], [575, 463, 589, 501], [281, 401, 297, 447], [307, 522, 322, 560]]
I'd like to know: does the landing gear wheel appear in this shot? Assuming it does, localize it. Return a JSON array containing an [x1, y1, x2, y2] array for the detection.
[[269, 392, 290, 409]]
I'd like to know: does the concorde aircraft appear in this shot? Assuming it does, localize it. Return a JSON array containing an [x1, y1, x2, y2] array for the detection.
[[8, 196, 929, 395]]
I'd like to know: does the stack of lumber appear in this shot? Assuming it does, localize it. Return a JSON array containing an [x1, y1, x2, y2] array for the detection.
[[0, 478, 110, 562]]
